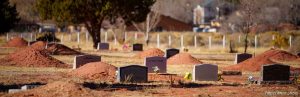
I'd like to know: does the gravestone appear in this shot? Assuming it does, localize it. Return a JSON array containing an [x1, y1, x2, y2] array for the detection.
[[98, 43, 109, 50], [166, 48, 180, 59], [193, 64, 218, 81], [133, 44, 143, 51], [261, 64, 290, 81], [8, 89, 22, 93], [117, 65, 148, 83], [234, 53, 252, 64], [73, 55, 101, 69], [144, 56, 167, 73]]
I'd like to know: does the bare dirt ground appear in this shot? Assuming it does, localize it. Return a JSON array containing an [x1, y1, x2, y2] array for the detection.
[[0, 47, 299, 97]]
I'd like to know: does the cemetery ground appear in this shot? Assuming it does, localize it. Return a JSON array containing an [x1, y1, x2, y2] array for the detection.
[[0, 32, 300, 97]]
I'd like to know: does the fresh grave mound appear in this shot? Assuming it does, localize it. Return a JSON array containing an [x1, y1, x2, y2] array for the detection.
[[224, 49, 299, 72], [70, 62, 117, 81], [167, 53, 203, 65], [3, 37, 28, 47], [0, 47, 67, 68], [135, 48, 165, 58], [30, 41, 81, 55], [30, 41, 47, 50], [4, 81, 98, 97], [46, 43, 82, 55]]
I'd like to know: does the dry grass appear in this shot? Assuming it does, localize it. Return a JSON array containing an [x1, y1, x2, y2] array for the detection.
[[0, 31, 299, 76]]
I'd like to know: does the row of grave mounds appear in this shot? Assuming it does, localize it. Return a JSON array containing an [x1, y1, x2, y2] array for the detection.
[[70, 54, 209, 83], [70, 53, 298, 84], [224, 48, 300, 72]]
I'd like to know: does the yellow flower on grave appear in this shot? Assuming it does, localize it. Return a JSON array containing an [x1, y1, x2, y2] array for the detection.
[[184, 72, 192, 80]]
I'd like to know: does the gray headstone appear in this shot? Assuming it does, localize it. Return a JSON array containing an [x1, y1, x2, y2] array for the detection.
[[21, 85, 41, 90], [193, 64, 218, 81], [99, 43, 109, 50], [133, 44, 143, 51], [117, 65, 148, 83], [166, 48, 180, 59], [234, 53, 252, 64], [261, 64, 290, 81], [73, 55, 101, 69], [144, 56, 167, 73]]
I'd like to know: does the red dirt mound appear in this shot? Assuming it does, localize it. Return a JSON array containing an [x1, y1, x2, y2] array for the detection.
[[30, 41, 81, 55], [135, 48, 165, 58], [4, 81, 98, 97], [30, 41, 47, 50], [167, 53, 203, 65], [70, 62, 117, 81], [224, 49, 299, 72], [47, 43, 82, 55], [0, 47, 67, 68], [3, 37, 28, 47]]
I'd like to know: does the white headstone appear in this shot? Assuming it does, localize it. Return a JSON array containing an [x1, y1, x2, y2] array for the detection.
[[8, 89, 22, 93]]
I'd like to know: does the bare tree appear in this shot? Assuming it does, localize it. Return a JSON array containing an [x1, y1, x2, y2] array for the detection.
[[131, 3, 161, 43]]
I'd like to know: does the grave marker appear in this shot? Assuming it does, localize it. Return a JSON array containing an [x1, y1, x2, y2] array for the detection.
[[73, 55, 101, 69], [234, 53, 252, 64], [117, 65, 148, 83], [21, 85, 40, 90], [144, 56, 167, 73], [261, 64, 290, 81], [193, 64, 218, 81], [98, 43, 109, 50], [166, 48, 179, 59], [8, 89, 22, 93], [133, 43, 143, 51]]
